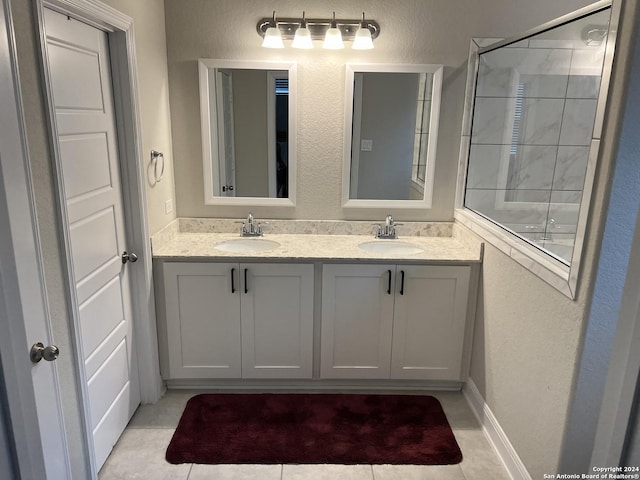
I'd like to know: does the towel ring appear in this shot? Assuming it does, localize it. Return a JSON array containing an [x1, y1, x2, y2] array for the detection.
[[151, 150, 165, 183]]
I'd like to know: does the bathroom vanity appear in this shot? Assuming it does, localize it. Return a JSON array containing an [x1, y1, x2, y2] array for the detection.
[[152, 219, 482, 389]]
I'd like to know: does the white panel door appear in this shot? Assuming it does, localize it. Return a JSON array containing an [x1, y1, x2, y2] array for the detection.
[[0, 1, 70, 477], [321, 264, 395, 379], [391, 265, 470, 381], [163, 262, 242, 378], [240, 263, 314, 378], [44, 8, 140, 470]]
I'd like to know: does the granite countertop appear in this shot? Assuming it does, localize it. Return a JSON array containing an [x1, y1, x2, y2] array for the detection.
[[152, 232, 482, 263]]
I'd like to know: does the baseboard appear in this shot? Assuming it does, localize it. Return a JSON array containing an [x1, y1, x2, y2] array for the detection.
[[165, 378, 464, 391], [463, 379, 532, 480]]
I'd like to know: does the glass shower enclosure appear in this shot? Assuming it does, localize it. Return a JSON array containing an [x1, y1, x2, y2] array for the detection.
[[463, 4, 612, 265]]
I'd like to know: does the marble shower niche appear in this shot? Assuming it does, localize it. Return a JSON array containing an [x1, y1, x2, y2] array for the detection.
[[464, 6, 611, 264]]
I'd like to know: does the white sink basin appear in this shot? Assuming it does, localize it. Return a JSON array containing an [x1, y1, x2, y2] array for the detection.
[[214, 238, 281, 253], [358, 241, 424, 255]]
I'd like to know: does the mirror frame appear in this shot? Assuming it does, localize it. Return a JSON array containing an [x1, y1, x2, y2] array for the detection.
[[198, 59, 297, 206], [342, 63, 443, 209]]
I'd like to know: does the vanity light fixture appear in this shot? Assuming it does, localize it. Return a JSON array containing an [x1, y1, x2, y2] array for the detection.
[[291, 11, 313, 49], [257, 12, 380, 49], [261, 11, 285, 49]]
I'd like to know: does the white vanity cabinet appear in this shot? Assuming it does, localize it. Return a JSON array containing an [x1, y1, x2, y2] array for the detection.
[[321, 264, 471, 381], [162, 262, 314, 379]]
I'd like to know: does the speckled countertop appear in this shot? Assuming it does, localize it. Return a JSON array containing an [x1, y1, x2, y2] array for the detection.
[[152, 232, 482, 263]]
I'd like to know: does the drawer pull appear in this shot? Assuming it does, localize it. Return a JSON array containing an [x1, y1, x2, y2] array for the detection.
[[244, 268, 248, 294], [231, 268, 236, 293], [400, 270, 405, 296], [387, 270, 392, 295]]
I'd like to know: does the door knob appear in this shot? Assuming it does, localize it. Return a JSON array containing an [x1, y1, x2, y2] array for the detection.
[[121, 251, 138, 264], [30, 342, 60, 363]]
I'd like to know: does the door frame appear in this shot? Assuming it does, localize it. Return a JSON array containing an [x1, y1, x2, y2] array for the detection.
[[0, 0, 71, 477], [34, 0, 163, 474], [590, 191, 640, 467]]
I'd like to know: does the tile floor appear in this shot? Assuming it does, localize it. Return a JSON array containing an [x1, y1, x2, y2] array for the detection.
[[98, 390, 511, 480]]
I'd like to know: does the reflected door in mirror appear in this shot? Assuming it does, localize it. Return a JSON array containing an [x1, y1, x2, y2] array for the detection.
[[199, 59, 297, 206], [215, 69, 288, 198]]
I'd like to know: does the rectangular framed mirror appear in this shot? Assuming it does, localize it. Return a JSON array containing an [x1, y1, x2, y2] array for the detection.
[[199, 59, 297, 206], [342, 63, 443, 209]]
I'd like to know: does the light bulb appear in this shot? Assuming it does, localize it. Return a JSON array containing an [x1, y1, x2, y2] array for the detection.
[[292, 28, 313, 48], [352, 13, 374, 50], [323, 12, 344, 49], [262, 11, 284, 48], [292, 12, 313, 49]]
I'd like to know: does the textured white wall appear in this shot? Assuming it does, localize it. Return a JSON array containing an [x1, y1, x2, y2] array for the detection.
[[469, 0, 639, 476], [103, 0, 176, 235], [165, 0, 596, 221], [470, 242, 589, 476]]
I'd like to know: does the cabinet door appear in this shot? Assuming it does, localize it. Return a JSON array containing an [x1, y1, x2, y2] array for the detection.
[[163, 263, 241, 378], [391, 265, 470, 381], [321, 264, 395, 379], [240, 263, 314, 378]]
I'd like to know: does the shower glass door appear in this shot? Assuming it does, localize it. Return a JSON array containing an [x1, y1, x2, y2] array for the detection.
[[464, 5, 612, 264]]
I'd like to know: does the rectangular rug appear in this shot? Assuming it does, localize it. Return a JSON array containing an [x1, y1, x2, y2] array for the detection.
[[165, 393, 462, 465]]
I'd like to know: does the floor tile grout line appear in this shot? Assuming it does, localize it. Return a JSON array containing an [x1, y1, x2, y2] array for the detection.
[[371, 464, 376, 480], [460, 463, 469, 480], [186, 463, 193, 479]]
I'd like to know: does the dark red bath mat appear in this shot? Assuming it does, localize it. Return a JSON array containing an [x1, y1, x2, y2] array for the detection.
[[165, 393, 462, 465]]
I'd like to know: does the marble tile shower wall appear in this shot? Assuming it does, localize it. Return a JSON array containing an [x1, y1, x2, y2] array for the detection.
[[466, 38, 603, 259]]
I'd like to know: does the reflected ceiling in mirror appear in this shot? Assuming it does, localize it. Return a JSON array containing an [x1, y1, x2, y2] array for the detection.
[[342, 63, 443, 209], [199, 59, 297, 206]]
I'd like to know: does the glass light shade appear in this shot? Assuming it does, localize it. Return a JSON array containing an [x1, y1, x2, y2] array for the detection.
[[323, 27, 344, 49], [352, 27, 374, 50], [262, 27, 284, 48], [292, 27, 313, 49]]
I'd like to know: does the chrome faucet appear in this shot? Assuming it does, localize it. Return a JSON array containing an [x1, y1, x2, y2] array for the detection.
[[373, 214, 402, 239], [240, 213, 263, 237]]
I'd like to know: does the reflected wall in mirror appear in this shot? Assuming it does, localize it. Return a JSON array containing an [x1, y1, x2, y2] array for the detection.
[[463, 5, 612, 265], [199, 59, 297, 206], [342, 64, 443, 209]]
